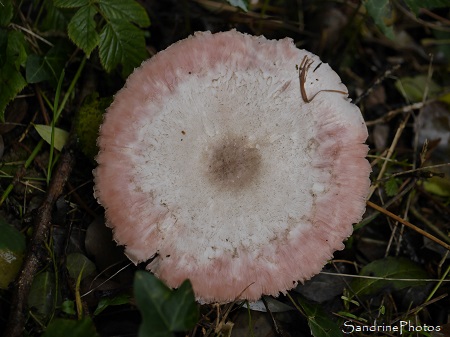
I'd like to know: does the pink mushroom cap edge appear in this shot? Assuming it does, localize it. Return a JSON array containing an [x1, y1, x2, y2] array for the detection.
[[94, 30, 372, 303]]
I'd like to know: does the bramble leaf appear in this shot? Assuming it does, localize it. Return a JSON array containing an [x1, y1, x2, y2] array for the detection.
[[53, 0, 89, 8], [98, 0, 150, 27], [99, 19, 147, 76], [0, 30, 27, 121], [350, 257, 428, 297], [68, 5, 99, 57], [134, 271, 199, 337]]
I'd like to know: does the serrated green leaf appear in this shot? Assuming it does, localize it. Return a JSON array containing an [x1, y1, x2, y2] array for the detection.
[[403, 0, 449, 15], [0, 63, 27, 122], [350, 257, 428, 298], [134, 271, 199, 337], [66, 253, 96, 280], [40, 0, 70, 31], [98, 0, 150, 27], [297, 296, 343, 337], [385, 177, 400, 197], [227, 0, 249, 12], [7, 30, 27, 68], [99, 19, 147, 75], [68, 5, 99, 57], [53, 0, 89, 8], [0, 30, 28, 121], [0, 218, 25, 289], [34, 124, 69, 151], [364, 0, 394, 39], [42, 317, 99, 337], [0, 0, 14, 26]]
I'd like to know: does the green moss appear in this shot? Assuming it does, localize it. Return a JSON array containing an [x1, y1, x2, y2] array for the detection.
[[74, 93, 112, 161]]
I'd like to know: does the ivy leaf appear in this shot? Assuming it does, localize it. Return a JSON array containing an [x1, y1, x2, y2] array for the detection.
[[350, 257, 428, 298], [68, 5, 100, 57], [26, 41, 71, 85], [403, 0, 449, 15], [134, 271, 199, 337], [227, 0, 249, 12], [28, 271, 58, 321], [363, 0, 394, 39], [98, 0, 150, 27], [296, 296, 343, 337], [42, 317, 99, 337], [53, 0, 89, 8], [99, 19, 147, 76]]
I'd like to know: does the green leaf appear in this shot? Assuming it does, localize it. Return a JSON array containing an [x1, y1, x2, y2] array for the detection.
[[34, 124, 69, 151], [61, 300, 77, 315], [403, 0, 449, 15], [66, 253, 96, 280], [99, 19, 147, 75], [53, 0, 89, 8], [0, 30, 28, 121], [227, 0, 249, 12], [94, 294, 130, 316], [350, 257, 428, 298], [26, 42, 71, 85], [0, 0, 14, 26], [0, 218, 25, 252], [297, 296, 343, 337], [385, 177, 400, 197], [422, 176, 450, 197], [363, 0, 394, 39], [98, 0, 150, 27], [134, 271, 199, 337], [28, 271, 57, 320], [395, 75, 441, 102], [0, 218, 26, 289], [7, 30, 27, 68], [42, 317, 99, 337], [68, 5, 100, 57], [40, 0, 70, 31], [0, 63, 27, 122]]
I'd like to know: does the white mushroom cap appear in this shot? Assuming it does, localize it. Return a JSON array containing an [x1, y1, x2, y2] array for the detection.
[[94, 30, 371, 303]]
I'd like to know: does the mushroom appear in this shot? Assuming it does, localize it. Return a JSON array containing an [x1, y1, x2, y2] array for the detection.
[[94, 30, 371, 303]]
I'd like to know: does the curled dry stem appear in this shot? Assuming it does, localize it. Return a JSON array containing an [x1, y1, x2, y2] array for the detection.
[[299, 55, 348, 103]]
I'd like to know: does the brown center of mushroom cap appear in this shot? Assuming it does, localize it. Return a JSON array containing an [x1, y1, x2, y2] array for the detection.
[[205, 135, 261, 191]]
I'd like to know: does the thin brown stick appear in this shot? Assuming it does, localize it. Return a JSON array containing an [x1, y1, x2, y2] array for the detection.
[[298, 55, 347, 103], [366, 200, 450, 251], [4, 147, 75, 337]]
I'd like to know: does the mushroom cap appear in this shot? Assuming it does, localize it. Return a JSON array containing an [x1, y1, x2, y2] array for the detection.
[[94, 30, 371, 303]]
